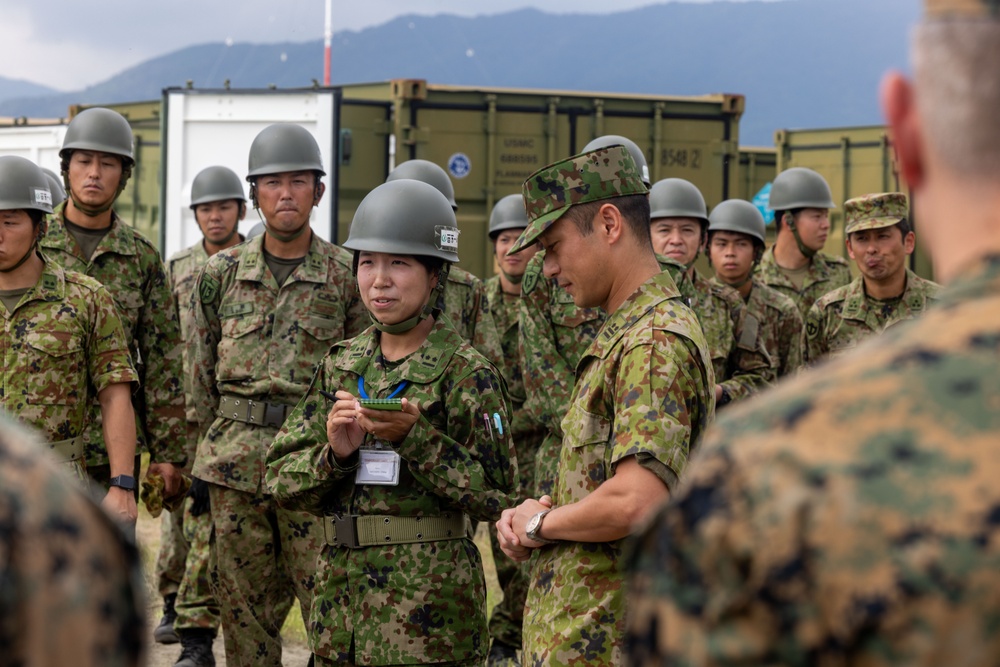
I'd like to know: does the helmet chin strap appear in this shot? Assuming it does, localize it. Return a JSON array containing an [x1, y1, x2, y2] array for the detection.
[[370, 264, 451, 335], [786, 215, 817, 260], [0, 241, 38, 274], [499, 267, 523, 285]]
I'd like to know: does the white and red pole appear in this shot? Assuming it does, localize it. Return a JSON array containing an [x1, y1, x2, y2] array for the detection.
[[323, 0, 333, 86]]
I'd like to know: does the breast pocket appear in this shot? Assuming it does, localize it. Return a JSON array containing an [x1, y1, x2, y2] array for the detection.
[[217, 315, 266, 382], [24, 330, 85, 405], [560, 402, 612, 501]]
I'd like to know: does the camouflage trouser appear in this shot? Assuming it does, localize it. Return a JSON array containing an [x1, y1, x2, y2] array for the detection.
[[532, 432, 561, 498], [488, 432, 540, 649], [156, 506, 187, 597], [209, 483, 321, 667], [174, 495, 220, 633]]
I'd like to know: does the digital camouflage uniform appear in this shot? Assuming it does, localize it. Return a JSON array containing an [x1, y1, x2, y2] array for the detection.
[[161, 239, 221, 634], [756, 245, 852, 317], [41, 202, 187, 474], [662, 257, 774, 405], [625, 253, 1000, 667], [0, 258, 137, 480], [190, 232, 367, 666], [523, 270, 715, 667], [0, 414, 144, 667], [266, 316, 518, 665], [484, 274, 546, 651], [718, 278, 805, 378], [806, 269, 940, 363], [517, 250, 605, 497], [442, 265, 506, 373]]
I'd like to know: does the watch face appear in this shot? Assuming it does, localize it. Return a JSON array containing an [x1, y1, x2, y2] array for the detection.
[[526, 514, 541, 536]]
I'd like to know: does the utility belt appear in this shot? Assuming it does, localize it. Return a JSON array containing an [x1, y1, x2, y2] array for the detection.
[[49, 436, 83, 463], [217, 395, 293, 428], [323, 512, 469, 549]]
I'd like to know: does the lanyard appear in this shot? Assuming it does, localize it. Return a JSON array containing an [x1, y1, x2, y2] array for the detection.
[[357, 376, 408, 400]]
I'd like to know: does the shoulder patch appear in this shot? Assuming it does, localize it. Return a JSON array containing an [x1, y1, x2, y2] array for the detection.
[[805, 318, 820, 340], [199, 273, 220, 304], [521, 266, 539, 295]]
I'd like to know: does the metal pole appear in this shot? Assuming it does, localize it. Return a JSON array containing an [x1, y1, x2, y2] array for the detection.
[[323, 0, 332, 86]]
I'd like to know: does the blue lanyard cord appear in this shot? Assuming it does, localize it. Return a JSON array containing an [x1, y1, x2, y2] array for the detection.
[[357, 376, 408, 400]]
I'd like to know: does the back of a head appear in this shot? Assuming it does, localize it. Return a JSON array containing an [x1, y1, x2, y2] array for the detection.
[[914, 2, 1000, 179], [385, 159, 458, 210], [583, 135, 651, 187]]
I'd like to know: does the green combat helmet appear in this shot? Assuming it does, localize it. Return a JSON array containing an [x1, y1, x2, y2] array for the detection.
[[708, 198, 767, 286], [246, 123, 325, 242], [583, 134, 651, 187], [385, 159, 458, 210], [59, 107, 135, 215], [245, 222, 266, 241], [649, 178, 709, 268], [190, 165, 246, 208], [844, 192, 908, 235], [510, 143, 647, 255], [345, 179, 459, 333], [769, 167, 836, 258], [0, 155, 54, 273], [488, 193, 530, 240], [40, 168, 66, 206]]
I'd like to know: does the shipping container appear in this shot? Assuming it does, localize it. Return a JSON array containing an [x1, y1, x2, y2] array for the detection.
[[341, 79, 745, 278], [736, 146, 776, 203], [0, 123, 67, 173]]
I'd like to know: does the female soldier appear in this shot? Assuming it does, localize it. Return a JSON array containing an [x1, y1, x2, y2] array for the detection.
[[267, 178, 518, 666]]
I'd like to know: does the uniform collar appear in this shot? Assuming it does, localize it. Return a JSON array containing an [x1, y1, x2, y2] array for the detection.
[[9, 256, 66, 313], [336, 316, 467, 386], [590, 270, 681, 358], [235, 233, 333, 286], [937, 254, 1000, 306], [841, 268, 927, 321], [41, 201, 137, 261], [759, 245, 836, 289]]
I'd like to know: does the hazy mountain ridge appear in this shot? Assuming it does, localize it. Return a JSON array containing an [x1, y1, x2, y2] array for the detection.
[[0, 0, 920, 144]]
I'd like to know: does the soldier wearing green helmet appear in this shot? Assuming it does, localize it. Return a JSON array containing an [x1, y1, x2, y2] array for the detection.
[[482, 193, 544, 666], [805, 192, 940, 362], [648, 177, 775, 406], [706, 199, 805, 377], [385, 159, 504, 372], [40, 167, 66, 206], [498, 145, 714, 667], [152, 164, 248, 662], [189, 123, 367, 667], [756, 167, 852, 316], [0, 154, 139, 496], [267, 178, 518, 667], [40, 106, 187, 533]]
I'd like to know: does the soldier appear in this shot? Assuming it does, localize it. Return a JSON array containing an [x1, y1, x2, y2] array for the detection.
[[806, 192, 939, 362], [385, 159, 504, 369], [517, 134, 651, 500], [40, 107, 186, 523], [497, 145, 715, 667], [0, 413, 145, 667], [707, 199, 805, 377], [483, 193, 545, 665], [266, 178, 518, 666], [756, 167, 852, 316], [189, 123, 366, 666], [41, 167, 67, 206], [153, 166, 247, 662], [649, 178, 775, 405], [625, 1, 1000, 664], [0, 155, 138, 514]]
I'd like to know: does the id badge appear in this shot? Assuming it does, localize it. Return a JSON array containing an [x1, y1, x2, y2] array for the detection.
[[355, 449, 401, 486]]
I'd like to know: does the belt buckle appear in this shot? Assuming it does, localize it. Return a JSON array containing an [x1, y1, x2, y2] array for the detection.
[[332, 515, 359, 548], [263, 402, 286, 428]]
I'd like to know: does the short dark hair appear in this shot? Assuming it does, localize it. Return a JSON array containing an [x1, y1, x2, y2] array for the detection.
[[848, 219, 913, 243], [26, 209, 46, 226], [565, 194, 652, 251], [774, 208, 804, 232]]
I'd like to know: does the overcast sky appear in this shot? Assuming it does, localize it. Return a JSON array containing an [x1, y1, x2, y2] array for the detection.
[[3, 0, 752, 91]]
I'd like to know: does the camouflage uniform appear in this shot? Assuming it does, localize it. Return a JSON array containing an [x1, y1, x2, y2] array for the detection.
[[757, 245, 852, 317], [517, 250, 606, 496], [718, 278, 805, 377], [661, 257, 775, 405], [0, 258, 137, 480], [265, 316, 518, 665], [484, 274, 546, 651], [41, 202, 187, 474], [0, 414, 144, 667], [190, 232, 366, 666], [625, 253, 1000, 666], [160, 239, 222, 633], [806, 269, 940, 362], [442, 265, 506, 372], [523, 270, 715, 666]]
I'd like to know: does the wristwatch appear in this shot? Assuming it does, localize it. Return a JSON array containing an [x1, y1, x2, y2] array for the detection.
[[525, 508, 557, 545], [109, 475, 136, 492]]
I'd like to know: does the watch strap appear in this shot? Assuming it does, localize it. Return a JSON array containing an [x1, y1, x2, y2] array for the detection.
[[109, 474, 136, 491]]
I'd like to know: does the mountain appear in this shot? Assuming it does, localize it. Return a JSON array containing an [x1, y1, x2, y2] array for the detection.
[[0, 0, 920, 145], [0, 77, 60, 110]]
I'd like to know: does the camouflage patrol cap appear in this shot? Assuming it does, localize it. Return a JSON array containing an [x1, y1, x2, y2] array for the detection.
[[508, 145, 647, 255], [925, 0, 1000, 20], [845, 192, 908, 235]]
